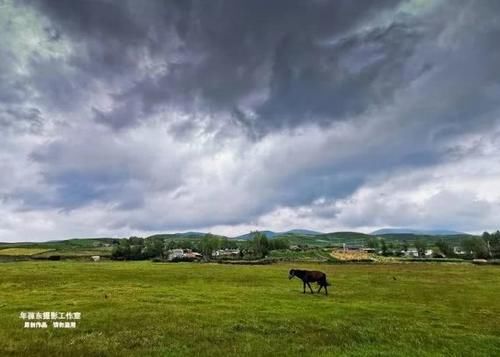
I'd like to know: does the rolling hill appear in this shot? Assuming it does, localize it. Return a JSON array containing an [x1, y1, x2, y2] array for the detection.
[[371, 228, 466, 235], [234, 229, 322, 240]]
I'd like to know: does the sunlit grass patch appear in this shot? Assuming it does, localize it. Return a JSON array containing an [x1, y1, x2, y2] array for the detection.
[[0, 248, 53, 256]]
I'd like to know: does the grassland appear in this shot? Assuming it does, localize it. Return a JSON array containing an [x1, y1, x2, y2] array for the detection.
[[1, 261, 499, 356], [0, 248, 53, 256], [0, 239, 113, 260], [268, 248, 332, 261]]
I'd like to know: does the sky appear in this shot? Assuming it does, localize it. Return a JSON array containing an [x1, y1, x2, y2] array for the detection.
[[1, 0, 500, 241]]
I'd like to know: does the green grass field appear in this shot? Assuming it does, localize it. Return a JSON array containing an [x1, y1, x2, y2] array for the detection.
[[0, 248, 53, 256], [0, 239, 113, 260], [1, 261, 499, 356]]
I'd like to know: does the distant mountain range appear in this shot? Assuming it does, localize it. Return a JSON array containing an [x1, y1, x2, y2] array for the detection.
[[177, 232, 205, 237], [371, 228, 466, 236], [160, 228, 467, 240], [1, 228, 476, 246], [144, 229, 323, 241], [234, 229, 322, 240]]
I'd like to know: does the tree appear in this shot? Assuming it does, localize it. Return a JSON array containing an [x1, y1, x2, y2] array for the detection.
[[462, 237, 489, 259], [164, 240, 176, 251], [180, 240, 194, 249], [260, 235, 269, 257], [435, 239, 454, 257], [250, 232, 269, 258], [415, 239, 427, 258], [386, 241, 395, 255], [482, 231, 500, 258], [490, 231, 500, 258], [221, 238, 238, 250], [128, 236, 144, 246], [143, 237, 163, 258], [367, 238, 380, 249], [380, 238, 388, 256], [269, 237, 289, 250], [130, 244, 143, 260], [111, 239, 131, 259], [200, 234, 221, 260]]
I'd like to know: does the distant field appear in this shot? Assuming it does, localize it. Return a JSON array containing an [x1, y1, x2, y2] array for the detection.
[[330, 250, 374, 261], [32, 248, 112, 257], [0, 239, 112, 259], [0, 248, 53, 256], [0, 261, 499, 356], [269, 248, 332, 261]]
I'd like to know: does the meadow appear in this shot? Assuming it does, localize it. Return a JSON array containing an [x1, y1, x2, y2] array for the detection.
[[0, 261, 499, 356], [0, 248, 53, 256]]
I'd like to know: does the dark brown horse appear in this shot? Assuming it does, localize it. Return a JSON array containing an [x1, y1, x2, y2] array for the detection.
[[288, 269, 330, 295]]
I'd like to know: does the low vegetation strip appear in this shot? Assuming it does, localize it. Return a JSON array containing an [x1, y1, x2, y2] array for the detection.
[[402, 257, 468, 263], [216, 259, 275, 265], [0, 248, 53, 256]]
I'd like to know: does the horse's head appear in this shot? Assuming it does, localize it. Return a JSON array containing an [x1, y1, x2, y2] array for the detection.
[[288, 269, 295, 279]]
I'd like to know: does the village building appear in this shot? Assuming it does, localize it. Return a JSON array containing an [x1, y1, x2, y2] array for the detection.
[[213, 249, 240, 257], [166, 249, 185, 261]]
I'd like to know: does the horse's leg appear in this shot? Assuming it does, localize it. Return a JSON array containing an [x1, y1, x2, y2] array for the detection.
[[324, 284, 328, 296], [317, 284, 323, 293], [307, 282, 314, 294], [303, 281, 306, 294]]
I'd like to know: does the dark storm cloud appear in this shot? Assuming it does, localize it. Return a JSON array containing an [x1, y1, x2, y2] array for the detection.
[[26, 0, 404, 131], [0, 107, 43, 132], [9, 0, 500, 136], [257, 21, 423, 130]]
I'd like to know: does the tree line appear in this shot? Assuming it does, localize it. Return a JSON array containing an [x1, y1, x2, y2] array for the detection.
[[111, 232, 290, 260], [366, 231, 500, 259]]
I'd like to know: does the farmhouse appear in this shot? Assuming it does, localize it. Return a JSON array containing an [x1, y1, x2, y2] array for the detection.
[[403, 248, 419, 257], [402, 248, 434, 258], [184, 251, 202, 259], [166, 249, 184, 261], [166, 249, 202, 261], [213, 249, 240, 257]]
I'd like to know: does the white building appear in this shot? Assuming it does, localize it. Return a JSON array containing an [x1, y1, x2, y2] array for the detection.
[[167, 249, 185, 261], [213, 249, 240, 257], [403, 248, 419, 257]]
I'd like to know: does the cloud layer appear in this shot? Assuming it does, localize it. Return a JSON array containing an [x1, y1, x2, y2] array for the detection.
[[1, 0, 500, 241]]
